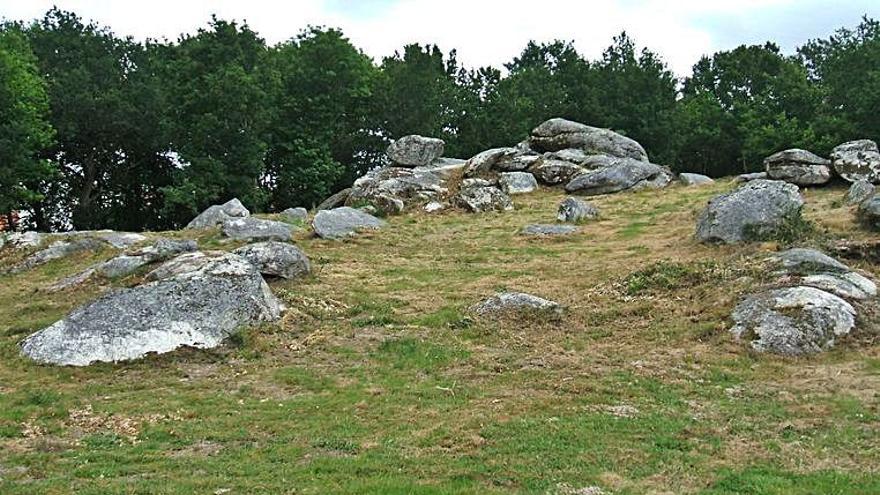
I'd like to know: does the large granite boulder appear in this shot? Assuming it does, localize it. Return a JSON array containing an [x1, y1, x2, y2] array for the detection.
[[221, 217, 294, 242], [764, 149, 832, 186], [857, 196, 880, 230], [454, 184, 513, 213], [564, 158, 671, 196], [471, 292, 563, 316], [730, 286, 856, 356], [529, 118, 648, 161], [234, 241, 310, 280], [186, 198, 250, 229], [312, 207, 385, 240], [346, 159, 466, 215], [679, 173, 714, 186], [846, 180, 875, 206], [557, 197, 599, 223], [499, 172, 538, 194], [529, 158, 587, 185], [695, 180, 804, 244], [386, 135, 445, 167], [831, 140, 880, 183], [20, 253, 283, 366]]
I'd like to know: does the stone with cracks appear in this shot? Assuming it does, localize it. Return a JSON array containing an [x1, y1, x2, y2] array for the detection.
[[846, 180, 875, 206], [471, 292, 563, 316], [557, 197, 599, 223], [801, 271, 877, 300], [499, 172, 538, 194], [463, 148, 537, 176], [186, 198, 250, 229], [831, 139, 880, 183], [730, 286, 856, 356], [234, 241, 311, 279], [564, 158, 671, 196], [454, 185, 513, 213], [764, 149, 832, 186], [772, 248, 850, 275], [312, 207, 385, 240], [221, 217, 294, 242], [695, 180, 804, 244], [20, 253, 282, 366], [678, 173, 714, 186], [386, 135, 445, 167], [346, 159, 466, 214], [529, 158, 586, 185], [529, 118, 649, 161]]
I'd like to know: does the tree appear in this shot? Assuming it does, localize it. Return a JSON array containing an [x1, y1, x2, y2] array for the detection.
[[0, 25, 55, 225]]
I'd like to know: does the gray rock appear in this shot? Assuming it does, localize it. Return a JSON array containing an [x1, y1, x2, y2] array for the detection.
[[234, 241, 310, 279], [461, 178, 495, 188], [557, 197, 599, 223], [145, 252, 216, 282], [471, 292, 563, 316], [499, 172, 538, 194], [95, 239, 199, 279], [529, 118, 649, 161], [764, 149, 832, 186], [857, 196, 880, 230], [679, 173, 714, 186], [424, 201, 445, 213], [544, 148, 592, 165], [730, 286, 856, 355], [7, 238, 106, 274], [95, 255, 152, 279], [735, 172, 768, 183], [386, 135, 445, 167], [564, 158, 671, 195], [801, 271, 877, 300], [347, 160, 466, 215], [221, 217, 294, 242], [455, 185, 513, 213], [695, 180, 804, 244], [280, 207, 308, 223], [529, 158, 586, 185], [316, 188, 352, 211], [463, 148, 537, 176], [186, 198, 250, 229], [772, 248, 850, 275], [47, 267, 97, 292], [846, 180, 875, 206], [4, 231, 43, 249], [21, 253, 283, 366], [520, 224, 577, 236], [831, 139, 880, 183], [57, 231, 148, 249], [312, 207, 385, 240]]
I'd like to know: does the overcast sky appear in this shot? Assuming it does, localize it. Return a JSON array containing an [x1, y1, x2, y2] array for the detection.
[[1, 0, 878, 75]]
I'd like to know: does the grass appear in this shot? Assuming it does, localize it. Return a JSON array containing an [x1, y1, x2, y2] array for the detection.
[[0, 180, 879, 494]]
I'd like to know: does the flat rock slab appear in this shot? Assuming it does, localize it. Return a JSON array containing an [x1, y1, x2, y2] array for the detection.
[[471, 292, 563, 316], [6, 238, 107, 274], [222, 217, 294, 242], [234, 241, 311, 279], [764, 149, 832, 186], [565, 158, 671, 196], [312, 207, 385, 240], [520, 224, 578, 236], [20, 253, 283, 366]]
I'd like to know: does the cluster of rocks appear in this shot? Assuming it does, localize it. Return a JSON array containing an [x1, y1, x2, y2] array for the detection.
[[759, 139, 880, 187], [731, 248, 876, 355]]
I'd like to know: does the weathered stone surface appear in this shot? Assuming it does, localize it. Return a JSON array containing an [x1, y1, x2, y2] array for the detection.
[[544, 148, 592, 165], [772, 248, 850, 275], [471, 292, 563, 316], [520, 224, 577, 236], [316, 188, 352, 211], [679, 173, 714, 186], [312, 207, 385, 240], [801, 271, 877, 300], [857, 196, 880, 230], [499, 172, 538, 194], [280, 207, 308, 223], [21, 253, 283, 366], [186, 198, 250, 229], [347, 159, 466, 214], [557, 197, 599, 223], [730, 286, 856, 356], [234, 241, 310, 279], [831, 139, 880, 183], [57, 231, 148, 249], [564, 158, 671, 196], [424, 201, 445, 213], [463, 147, 539, 176], [7, 238, 106, 274], [455, 185, 513, 213], [145, 252, 216, 282], [221, 217, 294, 242], [529, 158, 586, 185], [96, 239, 198, 279], [529, 118, 649, 161], [735, 172, 768, 183], [764, 149, 832, 186], [386, 135, 445, 167], [3, 231, 43, 249], [846, 180, 875, 206], [696, 180, 804, 244], [96, 255, 152, 279], [461, 178, 495, 188]]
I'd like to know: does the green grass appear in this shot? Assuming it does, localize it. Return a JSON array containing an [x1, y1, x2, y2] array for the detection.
[[0, 181, 878, 494]]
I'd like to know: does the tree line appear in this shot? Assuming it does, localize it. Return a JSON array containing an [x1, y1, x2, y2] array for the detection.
[[2, 8, 879, 231]]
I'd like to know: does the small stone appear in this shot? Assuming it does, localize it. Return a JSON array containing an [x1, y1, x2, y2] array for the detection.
[[679, 173, 714, 186], [557, 197, 599, 223], [470, 292, 563, 316]]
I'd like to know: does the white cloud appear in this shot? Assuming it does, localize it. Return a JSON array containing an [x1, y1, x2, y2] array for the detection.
[[0, 0, 874, 75]]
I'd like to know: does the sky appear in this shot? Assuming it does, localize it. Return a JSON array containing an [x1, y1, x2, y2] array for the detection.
[[1, 0, 878, 76]]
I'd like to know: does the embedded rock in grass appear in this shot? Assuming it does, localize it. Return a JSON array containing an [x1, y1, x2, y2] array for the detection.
[[857, 196, 880, 230], [678, 173, 714, 186], [695, 180, 804, 244], [499, 172, 538, 195], [771, 248, 850, 275], [386, 135, 445, 167], [221, 217, 295, 242], [730, 286, 856, 355], [471, 292, 563, 316], [424, 201, 445, 213], [520, 224, 577, 236], [20, 252, 282, 366], [6, 238, 106, 274], [280, 207, 308, 223], [800, 271, 877, 300], [234, 241, 310, 280], [529, 118, 649, 161], [454, 185, 513, 213], [764, 149, 832, 186], [557, 197, 599, 223], [831, 139, 880, 183], [845, 180, 875, 206], [96, 239, 198, 279], [185, 198, 250, 229], [312, 207, 385, 240], [564, 158, 671, 196]]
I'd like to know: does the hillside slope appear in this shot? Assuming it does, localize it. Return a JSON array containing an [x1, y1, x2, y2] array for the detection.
[[1, 181, 878, 494]]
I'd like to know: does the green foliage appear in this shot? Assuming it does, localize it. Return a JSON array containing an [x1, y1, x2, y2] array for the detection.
[[742, 208, 817, 245], [623, 260, 714, 296]]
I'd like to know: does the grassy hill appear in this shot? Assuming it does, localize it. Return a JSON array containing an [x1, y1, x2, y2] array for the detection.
[[1, 180, 878, 494]]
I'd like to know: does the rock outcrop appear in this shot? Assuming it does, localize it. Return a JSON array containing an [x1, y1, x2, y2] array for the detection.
[[454, 183, 513, 213], [346, 158, 466, 215], [764, 149, 832, 186], [186, 198, 250, 229], [20, 252, 283, 366], [696, 180, 804, 244], [234, 241, 310, 279], [831, 139, 880, 183], [565, 158, 672, 196], [221, 217, 295, 242], [6, 238, 107, 274], [386, 135, 445, 167], [529, 118, 649, 161], [312, 207, 385, 240]]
